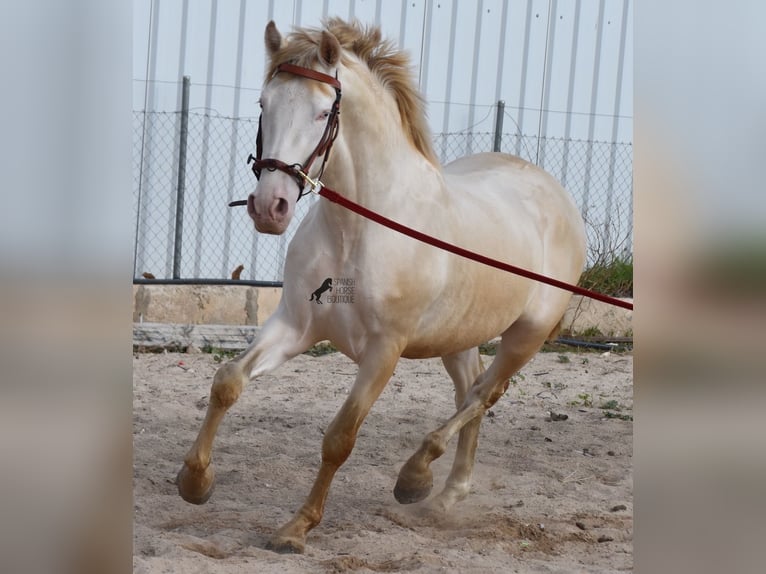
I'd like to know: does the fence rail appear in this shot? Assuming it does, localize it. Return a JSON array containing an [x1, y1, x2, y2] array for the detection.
[[133, 104, 632, 283]]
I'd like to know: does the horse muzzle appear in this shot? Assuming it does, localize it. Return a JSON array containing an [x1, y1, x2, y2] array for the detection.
[[247, 186, 295, 235]]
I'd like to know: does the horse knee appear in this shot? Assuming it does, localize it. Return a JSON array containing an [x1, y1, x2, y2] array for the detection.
[[210, 362, 245, 408]]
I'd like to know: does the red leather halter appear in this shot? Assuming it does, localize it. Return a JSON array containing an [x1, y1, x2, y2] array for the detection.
[[247, 63, 342, 200]]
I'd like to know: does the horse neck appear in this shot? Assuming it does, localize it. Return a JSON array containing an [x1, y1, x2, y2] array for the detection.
[[320, 96, 443, 215]]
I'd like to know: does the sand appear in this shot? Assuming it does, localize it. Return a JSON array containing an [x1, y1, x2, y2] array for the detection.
[[134, 347, 632, 573]]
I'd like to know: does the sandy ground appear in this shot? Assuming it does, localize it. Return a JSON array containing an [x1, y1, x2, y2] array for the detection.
[[133, 347, 632, 573]]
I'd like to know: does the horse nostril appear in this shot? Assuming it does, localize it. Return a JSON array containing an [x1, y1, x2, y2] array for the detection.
[[275, 198, 288, 217]]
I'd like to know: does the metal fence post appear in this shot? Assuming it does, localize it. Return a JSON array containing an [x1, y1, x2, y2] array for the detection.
[[172, 76, 190, 279], [493, 100, 505, 152]]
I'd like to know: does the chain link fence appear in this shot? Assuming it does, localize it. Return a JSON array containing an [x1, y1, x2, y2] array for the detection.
[[133, 108, 632, 283]]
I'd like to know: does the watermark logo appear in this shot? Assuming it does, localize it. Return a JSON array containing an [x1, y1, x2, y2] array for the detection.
[[309, 277, 333, 304], [309, 277, 355, 304]]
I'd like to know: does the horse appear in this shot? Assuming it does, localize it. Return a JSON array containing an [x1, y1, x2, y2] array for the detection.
[[177, 18, 586, 554]]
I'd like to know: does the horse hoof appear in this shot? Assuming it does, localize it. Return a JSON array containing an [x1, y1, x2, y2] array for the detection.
[[265, 536, 305, 554], [393, 469, 433, 504], [176, 464, 216, 505]]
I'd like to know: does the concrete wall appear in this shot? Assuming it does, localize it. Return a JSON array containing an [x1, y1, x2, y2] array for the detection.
[[132, 284, 281, 326], [562, 295, 633, 337], [133, 284, 632, 337]]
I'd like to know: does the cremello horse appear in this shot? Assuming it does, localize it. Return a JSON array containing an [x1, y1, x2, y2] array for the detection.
[[177, 18, 586, 554]]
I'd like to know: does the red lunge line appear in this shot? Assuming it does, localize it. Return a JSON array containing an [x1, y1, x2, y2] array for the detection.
[[317, 187, 634, 312]]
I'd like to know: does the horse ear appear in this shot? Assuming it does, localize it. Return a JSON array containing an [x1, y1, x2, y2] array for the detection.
[[265, 21, 283, 56], [318, 30, 341, 67]]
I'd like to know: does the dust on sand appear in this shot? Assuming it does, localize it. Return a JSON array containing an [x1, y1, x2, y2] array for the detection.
[[134, 347, 632, 573]]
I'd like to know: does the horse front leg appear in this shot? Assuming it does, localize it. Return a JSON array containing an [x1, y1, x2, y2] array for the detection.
[[266, 340, 401, 554], [176, 318, 309, 505]]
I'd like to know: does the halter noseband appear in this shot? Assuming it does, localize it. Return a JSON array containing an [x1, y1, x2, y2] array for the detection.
[[248, 63, 342, 200]]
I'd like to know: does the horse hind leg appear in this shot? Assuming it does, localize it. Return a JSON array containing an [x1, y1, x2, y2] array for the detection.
[[176, 320, 309, 505], [391, 347, 483, 505], [427, 347, 487, 512], [394, 320, 551, 507]]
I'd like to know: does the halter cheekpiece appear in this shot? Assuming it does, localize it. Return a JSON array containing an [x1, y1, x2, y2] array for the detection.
[[247, 63, 342, 200]]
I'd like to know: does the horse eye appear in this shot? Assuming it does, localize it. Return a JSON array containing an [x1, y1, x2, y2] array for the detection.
[[318, 111, 330, 120]]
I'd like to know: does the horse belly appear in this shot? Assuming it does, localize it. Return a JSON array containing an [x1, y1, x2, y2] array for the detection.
[[400, 277, 529, 359], [400, 316, 514, 359]]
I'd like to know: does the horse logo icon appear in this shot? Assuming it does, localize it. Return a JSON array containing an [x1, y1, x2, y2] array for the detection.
[[309, 277, 333, 304]]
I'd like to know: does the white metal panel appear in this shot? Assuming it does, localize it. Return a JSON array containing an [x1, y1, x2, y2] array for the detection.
[[294, 0, 325, 26], [398, 0, 428, 76], [445, 0, 480, 132], [591, 0, 627, 142], [240, 3, 284, 119], [349, 0, 382, 24], [134, 0, 633, 136], [132, 0, 152, 107], [268, 1, 297, 32], [540, 0, 577, 139], [202, 1, 239, 115], [569, 0, 603, 141], [420, 0, 455, 141], [472, 0, 507, 113], [615, 1, 633, 144], [500, 0, 550, 149], [144, 0, 184, 110], [376, 1, 407, 49]]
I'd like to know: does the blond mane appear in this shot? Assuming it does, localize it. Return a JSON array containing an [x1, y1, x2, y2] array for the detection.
[[266, 18, 439, 166]]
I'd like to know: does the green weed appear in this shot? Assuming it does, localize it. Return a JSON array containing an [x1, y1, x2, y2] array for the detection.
[[578, 256, 633, 297]]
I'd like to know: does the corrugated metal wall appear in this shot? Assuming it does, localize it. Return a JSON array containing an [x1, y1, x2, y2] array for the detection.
[[133, 0, 632, 281], [134, 0, 631, 140]]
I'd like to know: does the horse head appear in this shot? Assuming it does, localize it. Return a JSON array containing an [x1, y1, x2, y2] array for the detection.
[[247, 22, 342, 235]]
